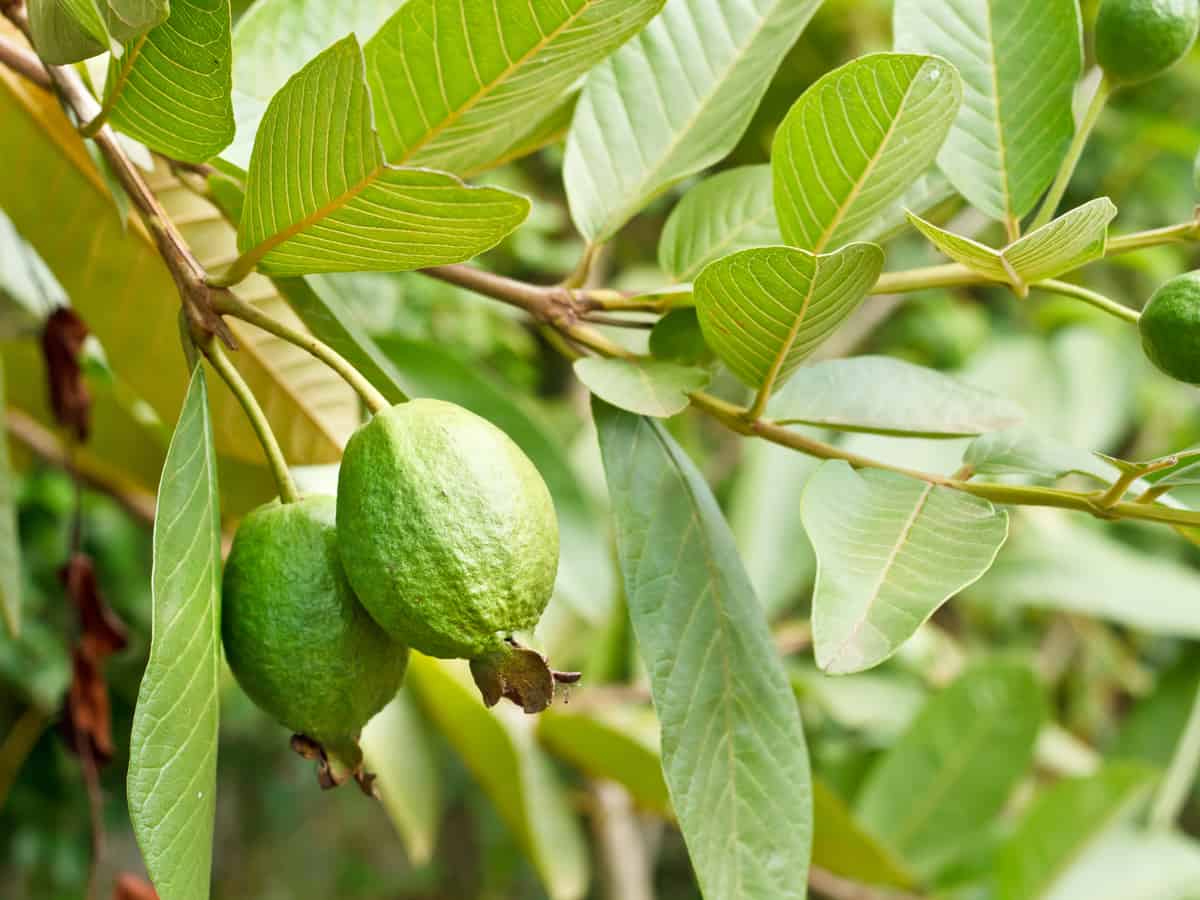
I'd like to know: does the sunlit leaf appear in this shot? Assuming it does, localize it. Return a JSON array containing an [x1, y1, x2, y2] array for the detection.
[[856, 660, 1044, 880], [908, 198, 1118, 295], [364, 0, 664, 175], [104, 0, 235, 163], [996, 763, 1156, 900], [566, 0, 823, 242], [802, 461, 1008, 674], [694, 243, 884, 392], [236, 36, 529, 277], [773, 53, 962, 253], [595, 400, 812, 900], [104, 0, 170, 40], [573, 356, 710, 418], [128, 366, 222, 900], [407, 655, 590, 900], [894, 0, 1082, 222], [769, 356, 1025, 438], [361, 687, 443, 866]]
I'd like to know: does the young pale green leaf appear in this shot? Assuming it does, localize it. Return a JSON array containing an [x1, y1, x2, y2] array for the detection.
[[573, 356, 710, 418], [360, 687, 443, 867], [659, 165, 781, 282], [365, 0, 664, 175], [773, 53, 963, 253], [769, 356, 1025, 437], [595, 400, 812, 900], [813, 780, 916, 890], [964, 427, 1119, 483], [0, 208, 67, 339], [104, 0, 235, 163], [406, 655, 590, 900], [996, 763, 1156, 900], [104, 0, 169, 40], [237, 36, 529, 277], [856, 660, 1045, 880], [0, 362, 21, 637], [894, 0, 1082, 223], [1043, 827, 1200, 900], [908, 198, 1118, 295], [729, 439, 820, 617], [694, 243, 884, 392], [538, 705, 670, 816], [802, 461, 1008, 674], [566, 0, 823, 242], [225, 0, 398, 170], [128, 365, 222, 900], [970, 514, 1200, 638], [28, 0, 114, 63]]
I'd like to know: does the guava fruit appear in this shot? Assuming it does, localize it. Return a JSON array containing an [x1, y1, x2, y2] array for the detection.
[[1096, 0, 1200, 85], [1139, 271, 1200, 383], [222, 495, 408, 787], [337, 399, 573, 712]]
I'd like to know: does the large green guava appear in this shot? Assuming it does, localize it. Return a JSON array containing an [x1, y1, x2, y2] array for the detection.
[[337, 400, 570, 712], [1140, 271, 1200, 384], [1096, 0, 1200, 85], [222, 495, 408, 782]]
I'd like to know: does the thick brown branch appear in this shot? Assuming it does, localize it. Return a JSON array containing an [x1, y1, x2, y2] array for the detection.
[[0, 9, 235, 348], [0, 31, 47, 89]]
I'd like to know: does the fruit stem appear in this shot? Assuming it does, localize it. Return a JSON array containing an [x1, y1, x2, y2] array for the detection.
[[200, 337, 300, 504], [213, 294, 394, 414], [1030, 74, 1113, 230], [1037, 279, 1140, 324]]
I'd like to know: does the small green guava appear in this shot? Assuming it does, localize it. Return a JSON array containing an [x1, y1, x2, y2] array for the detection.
[[1139, 271, 1200, 384], [337, 399, 573, 712], [222, 495, 408, 787], [1096, 0, 1200, 85]]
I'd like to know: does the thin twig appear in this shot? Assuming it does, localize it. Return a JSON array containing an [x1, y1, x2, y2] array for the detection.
[[809, 867, 925, 900]]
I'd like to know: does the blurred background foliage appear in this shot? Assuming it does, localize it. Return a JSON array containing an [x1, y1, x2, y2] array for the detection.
[[5, 0, 1200, 897]]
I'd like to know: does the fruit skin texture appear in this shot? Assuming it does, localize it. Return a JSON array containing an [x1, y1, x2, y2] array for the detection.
[[222, 496, 408, 749], [337, 399, 559, 660], [1095, 0, 1200, 85], [1139, 271, 1200, 383]]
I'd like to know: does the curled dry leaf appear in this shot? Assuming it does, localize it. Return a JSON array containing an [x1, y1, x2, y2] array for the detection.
[[40, 307, 91, 441]]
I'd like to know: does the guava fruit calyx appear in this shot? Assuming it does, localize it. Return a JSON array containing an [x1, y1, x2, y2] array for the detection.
[[469, 638, 582, 714]]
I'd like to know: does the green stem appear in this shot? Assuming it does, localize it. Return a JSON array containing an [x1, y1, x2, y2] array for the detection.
[[1030, 76, 1112, 231], [1037, 279, 1140, 324], [213, 293, 393, 413], [1149, 679, 1200, 829], [1108, 220, 1200, 254], [563, 242, 602, 289], [871, 263, 985, 295], [201, 338, 300, 504]]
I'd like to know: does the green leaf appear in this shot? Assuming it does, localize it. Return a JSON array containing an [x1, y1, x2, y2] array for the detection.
[[225, 0, 398, 170], [364, 0, 664, 175], [406, 655, 590, 900], [659, 165, 781, 282], [856, 660, 1045, 880], [893, 0, 1082, 222], [104, 0, 170, 40], [0, 362, 21, 637], [128, 365, 222, 900], [566, 0, 823, 242], [648, 308, 714, 367], [1043, 827, 1200, 900], [908, 198, 1118, 295], [28, 0, 114, 63], [360, 687, 443, 866], [694, 243, 884, 392], [802, 461, 1008, 674], [769, 356, 1025, 437], [104, 0, 235, 163], [573, 356, 710, 418], [236, 36, 529, 277], [1111, 653, 1200, 769], [996, 763, 1156, 900], [728, 440, 820, 617], [969, 514, 1200, 638], [773, 53, 963, 253], [963, 427, 1119, 483], [538, 704, 671, 816], [793, 665, 926, 742], [0, 207, 67, 338], [594, 400, 812, 900], [813, 780, 916, 890]]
